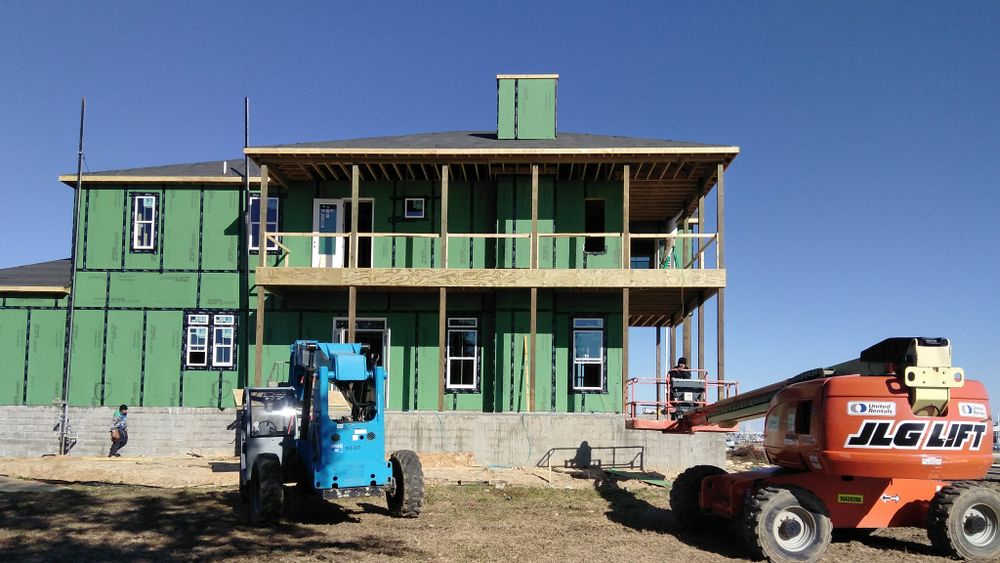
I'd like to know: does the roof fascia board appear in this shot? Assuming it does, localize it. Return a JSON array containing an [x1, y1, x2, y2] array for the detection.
[[244, 146, 740, 157], [58, 175, 262, 187]]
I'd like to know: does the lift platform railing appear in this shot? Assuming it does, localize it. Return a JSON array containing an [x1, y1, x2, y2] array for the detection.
[[625, 373, 739, 424]]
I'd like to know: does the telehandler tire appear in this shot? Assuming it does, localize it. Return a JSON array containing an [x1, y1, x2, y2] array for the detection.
[[249, 456, 283, 525], [387, 450, 424, 518], [742, 485, 832, 563], [669, 464, 728, 530], [928, 483, 1000, 560]]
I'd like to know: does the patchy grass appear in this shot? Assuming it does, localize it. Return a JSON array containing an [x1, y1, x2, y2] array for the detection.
[[0, 480, 952, 562]]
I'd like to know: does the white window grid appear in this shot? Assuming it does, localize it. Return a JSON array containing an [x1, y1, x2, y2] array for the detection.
[[446, 317, 478, 390], [249, 196, 280, 251], [131, 195, 157, 251], [212, 326, 235, 368], [572, 318, 604, 391], [186, 326, 209, 367]]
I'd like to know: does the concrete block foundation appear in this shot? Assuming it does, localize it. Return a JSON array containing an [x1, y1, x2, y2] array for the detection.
[[0, 406, 724, 470]]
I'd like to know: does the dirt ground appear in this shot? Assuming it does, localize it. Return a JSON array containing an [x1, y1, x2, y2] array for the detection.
[[0, 454, 958, 562]]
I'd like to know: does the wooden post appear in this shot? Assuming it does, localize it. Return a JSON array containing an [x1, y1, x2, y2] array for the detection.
[[716, 163, 726, 398], [529, 287, 537, 411], [348, 286, 357, 344], [669, 325, 676, 371], [621, 288, 629, 413], [441, 165, 449, 268], [438, 287, 447, 411], [697, 197, 705, 375], [655, 323, 662, 419], [622, 164, 630, 269], [253, 165, 269, 387], [530, 165, 539, 269], [350, 164, 360, 268]]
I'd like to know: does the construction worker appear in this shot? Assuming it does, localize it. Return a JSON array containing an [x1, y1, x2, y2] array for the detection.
[[109, 404, 128, 457], [669, 357, 691, 380]]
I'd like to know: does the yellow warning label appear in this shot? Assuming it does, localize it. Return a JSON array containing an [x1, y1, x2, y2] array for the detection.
[[837, 494, 864, 504]]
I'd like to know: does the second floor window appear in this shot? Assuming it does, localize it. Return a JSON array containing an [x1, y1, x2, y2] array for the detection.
[[572, 318, 604, 391], [447, 318, 479, 391], [248, 195, 280, 253], [130, 193, 158, 252]]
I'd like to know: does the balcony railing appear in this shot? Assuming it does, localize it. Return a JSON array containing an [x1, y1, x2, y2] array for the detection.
[[263, 231, 719, 270]]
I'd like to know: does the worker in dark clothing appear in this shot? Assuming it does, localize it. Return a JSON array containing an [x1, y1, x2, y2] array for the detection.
[[109, 404, 128, 457], [668, 357, 690, 380], [667, 358, 692, 420]]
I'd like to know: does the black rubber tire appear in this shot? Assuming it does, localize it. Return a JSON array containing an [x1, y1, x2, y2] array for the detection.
[[387, 450, 424, 518], [669, 465, 728, 530], [742, 485, 832, 563], [928, 483, 1000, 560], [249, 456, 283, 525], [239, 474, 249, 502]]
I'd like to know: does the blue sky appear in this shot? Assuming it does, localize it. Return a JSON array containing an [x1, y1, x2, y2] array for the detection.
[[2, 2, 998, 412]]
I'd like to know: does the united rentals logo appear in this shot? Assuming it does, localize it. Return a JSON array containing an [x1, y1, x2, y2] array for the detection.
[[958, 402, 988, 418], [847, 401, 896, 416], [844, 420, 988, 450]]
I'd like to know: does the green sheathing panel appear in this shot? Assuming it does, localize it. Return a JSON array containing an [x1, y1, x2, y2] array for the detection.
[[162, 189, 201, 270], [201, 273, 239, 309], [104, 311, 143, 407], [144, 311, 183, 407], [414, 311, 439, 410], [392, 181, 437, 268], [25, 309, 67, 405], [0, 310, 28, 404], [516, 78, 557, 140], [365, 181, 394, 269], [108, 273, 197, 308], [553, 180, 623, 269], [201, 188, 240, 270], [68, 310, 105, 406], [81, 187, 125, 269], [496, 177, 533, 268], [124, 188, 163, 270], [497, 78, 516, 140], [551, 292, 623, 413], [73, 271, 108, 308]]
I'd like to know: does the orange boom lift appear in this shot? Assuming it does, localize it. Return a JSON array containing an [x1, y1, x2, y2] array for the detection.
[[628, 337, 998, 562]]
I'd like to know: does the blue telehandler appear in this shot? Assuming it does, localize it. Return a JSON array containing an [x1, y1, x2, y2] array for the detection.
[[238, 340, 424, 524]]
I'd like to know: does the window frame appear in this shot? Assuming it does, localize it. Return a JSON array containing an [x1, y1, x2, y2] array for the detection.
[[404, 197, 425, 219], [130, 193, 159, 253], [571, 317, 605, 392], [248, 195, 281, 254], [446, 317, 479, 392], [182, 310, 238, 371]]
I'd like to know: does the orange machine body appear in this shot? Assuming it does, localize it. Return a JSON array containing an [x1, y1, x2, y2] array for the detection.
[[703, 374, 993, 528]]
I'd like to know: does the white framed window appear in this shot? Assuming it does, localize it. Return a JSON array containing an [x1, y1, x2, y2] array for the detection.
[[447, 318, 478, 391], [131, 194, 158, 252], [213, 326, 235, 367], [572, 318, 604, 391], [249, 195, 280, 252], [186, 326, 209, 367], [183, 311, 237, 370], [404, 197, 425, 219]]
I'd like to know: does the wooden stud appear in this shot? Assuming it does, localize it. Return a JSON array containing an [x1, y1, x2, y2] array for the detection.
[[441, 165, 449, 268], [655, 323, 662, 420], [254, 164, 269, 387], [531, 164, 539, 269], [529, 287, 537, 412], [351, 165, 360, 268], [669, 325, 676, 372], [438, 287, 446, 411], [622, 164, 631, 269], [622, 288, 629, 414], [348, 286, 357, 344]]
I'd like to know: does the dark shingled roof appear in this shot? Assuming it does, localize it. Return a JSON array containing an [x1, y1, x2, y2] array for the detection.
[[262, 131, 734, 151], [0, 259, 72, 288], [76, 158, 259, 178]]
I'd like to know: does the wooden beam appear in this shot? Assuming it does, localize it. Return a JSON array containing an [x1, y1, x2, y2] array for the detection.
[[255, 267, 727, 289], [0, 285, 70, 294], [351, 165, 360, 268], [348, 286, 357, 343], [529, 287, 537, 412], [716, 163, 726, 398], [622, 288, 629, 414], [717, 163, 725, 269], [622, 164, 630, 269], [655, 323, 662, 420], [441, 165, 449, 268], [254, 164, 269, 387], [438, 287, 446, 411], [530, 165, 539, 269]]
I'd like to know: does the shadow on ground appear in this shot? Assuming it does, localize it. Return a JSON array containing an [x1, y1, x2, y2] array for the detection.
[[0, 485, 422, 562]]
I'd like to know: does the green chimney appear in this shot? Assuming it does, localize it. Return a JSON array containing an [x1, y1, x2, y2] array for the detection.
[[497, 74, 558, 140]]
